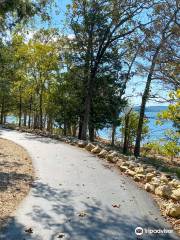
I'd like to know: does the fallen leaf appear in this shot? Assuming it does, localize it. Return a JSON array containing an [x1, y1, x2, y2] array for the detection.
[[57, 233, 65, 238], [25, 227, 33, 234], [112, 204, 120, 208], [78, 211, 87, 217]]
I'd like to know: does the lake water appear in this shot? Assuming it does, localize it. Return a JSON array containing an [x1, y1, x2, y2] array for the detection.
[[98, 107, 173, 143], [6, 106, 173, 143]]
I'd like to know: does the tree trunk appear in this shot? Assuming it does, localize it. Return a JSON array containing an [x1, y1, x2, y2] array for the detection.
[[3, 115, 6, 124], [78, 116, 83, 139], [89, 122, 95, 142], [0, 95, 5, 124], [47, 116, 53, 133], [80, 69, 95, 140], [123, 112, 130, 154], [63, 120, 67, 136], [33, 113, 39, 129], [134, 26, 171, 157], [28, 115, 31, 129], [19, 92, 22, 127], [23, 113, 27, 126], [39, 91, 43, 130], [72, 125, 77, 137], [111, 124, 116, 146], [28, 96, 32, 129], [134, 64, 157, 157], [80, 91, 91, 140]]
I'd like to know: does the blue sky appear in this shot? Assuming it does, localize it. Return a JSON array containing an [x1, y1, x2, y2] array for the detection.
[[34, 0, 168, 107]]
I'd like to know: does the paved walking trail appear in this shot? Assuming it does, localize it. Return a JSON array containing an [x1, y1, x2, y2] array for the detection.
[[0, 128, 179, 240]]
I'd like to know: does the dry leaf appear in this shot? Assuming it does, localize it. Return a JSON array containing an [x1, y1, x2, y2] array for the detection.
[[112, 204, 120, 208], [25, 227, 33, 234], [78, 211, 87, 217], [57, 233, 65, 238]]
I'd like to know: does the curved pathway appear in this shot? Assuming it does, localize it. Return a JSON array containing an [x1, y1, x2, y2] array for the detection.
[[0, 128, 179, 240]]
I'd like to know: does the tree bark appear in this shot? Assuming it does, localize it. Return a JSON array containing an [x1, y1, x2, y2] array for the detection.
[[134, 50, 161, 157], [47, 116, 53, 132], [111, 124, 116, 146], [123, 109, 132, 154], [39, 90, 43, 130], [78, 116, 83, 139], [28, 96, 32, 128], [80, 70, 95, 140], [23, 112, 27, 126], [18, 92, 22, 127], [72, 124, 77, 137], [63, 120, 67, 136], [0, 95, 5, 124], [89, 121, 95, 142], [134, 11, 176, 157]]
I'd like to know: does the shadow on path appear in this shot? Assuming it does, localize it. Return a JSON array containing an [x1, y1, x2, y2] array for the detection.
[[1, 182, 178, 240]]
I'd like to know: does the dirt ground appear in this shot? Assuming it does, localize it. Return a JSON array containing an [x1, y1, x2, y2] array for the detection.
[[0, 138, 34, 229]]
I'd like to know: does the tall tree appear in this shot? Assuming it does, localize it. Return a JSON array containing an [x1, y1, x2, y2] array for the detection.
[[67, 0, 152, 140], [0, 0, 51, 32], [134, 0, 180, 157]]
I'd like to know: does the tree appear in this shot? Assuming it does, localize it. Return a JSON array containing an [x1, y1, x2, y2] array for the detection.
[[0, 0, 51, 32], [121, 110, 149, 154], [67, 0, 152, 140], [0, 41, 13, 123], [8, 29, 60, 130], [134, 0, 180, 157], [157, 90, 180, 130], [0, 1, 53, 125]]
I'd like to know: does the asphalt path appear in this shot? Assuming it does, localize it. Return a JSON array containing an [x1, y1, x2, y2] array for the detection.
[[0, 128, 179, 240]]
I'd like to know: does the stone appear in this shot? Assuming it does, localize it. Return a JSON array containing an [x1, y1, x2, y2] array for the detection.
[[169, 179, 180, 188], [122, 155, 129, 161], [78, 141, 87, 148], [146, 167, 155, 173], [118, 153, 124, 158], [165, 203, 180, 218], [151, 177, 161, 187], [121, 162, 129, 167], [129, 156, 136, 161], [126, 170, 136, 177], [155, 185, 172, 198], [91, 145, 102, 154], [85, 143, 95, 151], [98, 149, 108, 158], [160, 175, 169, 183], [164, 173, 173, 180], [171, 188, 180, 201], [145, 183, 155, 193], [128, 162, 137, 170], [116, 159, 125, 167], [146, 173, 155, 182], [106, 151, 118, 162], [109, 157, 119, 163], [133, 174, 145, 182], [135, 167, 144, 174], [119, 165, 129, 172]]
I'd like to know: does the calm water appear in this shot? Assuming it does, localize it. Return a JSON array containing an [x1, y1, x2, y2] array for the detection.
[[98, 107, 174, 143], [6, 106, 173, 143]]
